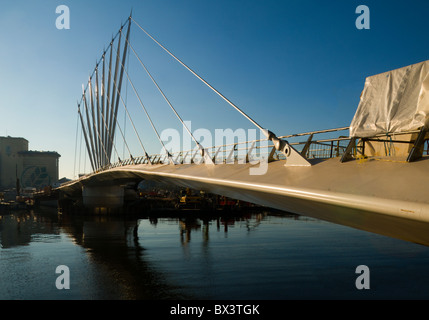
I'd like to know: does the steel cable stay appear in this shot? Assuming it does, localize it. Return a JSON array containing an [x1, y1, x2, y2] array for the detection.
[[106, 28, 122, 163], [111, 20, 131, 163], [87, 76, 122, 169], [79, 69, 124, 172], [76, 16, 137, 172], [75, 14, 310, 172], [76, 14, 264, 172], [105, 15, 132, 165], [123, 36, 214, 165], [103, 43, 114, 164], [74, 109, 91, 177], [84, 79, 108, 171], [100, 49, 107, 166], [123, 43, 131, 160], [116, 96, 148, 164], [131, 18, 311, 166], [88, 79, 100, 169], [131, 17, 266, 135], [88, 57, 132, 169], [78, 119, 83, 175], [81, 87, 99, 171], [75, 20, 130, 173], [77, 103, 96, 172], [104, 47, 151, 165], [94, 66, 103, 167], [93, 90, 123, 169], [76, 103, 88, 175], [73, 111, 80, 178], [95, 52, 125, 167], [111, 41, 175, 165], [77, 18, 130, 108]]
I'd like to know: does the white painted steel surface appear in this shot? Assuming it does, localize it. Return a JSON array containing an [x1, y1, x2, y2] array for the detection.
[[60, 156, 429, 245]]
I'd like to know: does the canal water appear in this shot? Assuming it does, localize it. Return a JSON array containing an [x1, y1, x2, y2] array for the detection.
[[1, 206, 429, 300]]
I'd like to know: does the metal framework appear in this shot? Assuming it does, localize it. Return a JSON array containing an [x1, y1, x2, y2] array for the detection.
[[77, 16, 132, 172], [74, 15, 429, 177], [341, 127, 429, 163], [80, 127, 351, 173]]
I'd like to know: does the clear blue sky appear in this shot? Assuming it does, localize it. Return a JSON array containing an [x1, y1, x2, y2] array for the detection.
[[1, 0, 429, 179]]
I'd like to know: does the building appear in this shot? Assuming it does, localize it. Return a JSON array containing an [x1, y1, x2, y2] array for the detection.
[[0, 136, 60, 190]]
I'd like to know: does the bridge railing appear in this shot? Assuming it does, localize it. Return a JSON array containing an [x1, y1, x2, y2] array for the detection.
[[99, 126, 351, 170], [69, 126, 429, 184], [278, 127, 351, 160], [93, 125, 429, 174]]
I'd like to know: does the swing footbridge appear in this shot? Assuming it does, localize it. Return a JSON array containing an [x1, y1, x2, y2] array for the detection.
[[58, 14, 429, 246]]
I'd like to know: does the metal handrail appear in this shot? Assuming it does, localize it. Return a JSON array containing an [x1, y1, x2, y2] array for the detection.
[[66, 126, 428, 183], [79, 125, 429, 175], [101, 126, 352, 169]]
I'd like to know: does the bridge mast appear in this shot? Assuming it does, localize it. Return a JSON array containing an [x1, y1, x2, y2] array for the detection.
[[109, 14, 132, 163], [77, 15, 132, 172]]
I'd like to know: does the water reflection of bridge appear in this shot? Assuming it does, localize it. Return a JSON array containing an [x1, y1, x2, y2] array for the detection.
[[0, 208, 284, 298]]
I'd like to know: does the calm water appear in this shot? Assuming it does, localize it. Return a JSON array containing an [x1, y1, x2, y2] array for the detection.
[[1, 207, 429, 300]]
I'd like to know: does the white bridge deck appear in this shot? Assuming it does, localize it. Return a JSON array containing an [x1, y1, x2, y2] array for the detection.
[[59, 155, 429, 246]]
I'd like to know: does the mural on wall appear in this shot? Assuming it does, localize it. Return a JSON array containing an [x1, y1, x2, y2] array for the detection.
[[20, 166, 51, 189]]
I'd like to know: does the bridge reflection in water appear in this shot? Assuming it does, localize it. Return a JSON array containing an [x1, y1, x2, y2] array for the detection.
[[2, 207, 429, 300], [0, 207, 286, 299], [59, 155, 429, 247]]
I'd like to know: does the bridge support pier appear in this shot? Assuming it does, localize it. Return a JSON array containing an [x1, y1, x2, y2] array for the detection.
[[82, 185, 124, 209]]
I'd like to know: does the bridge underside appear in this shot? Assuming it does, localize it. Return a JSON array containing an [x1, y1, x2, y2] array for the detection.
[[59, 157, 429, 246]]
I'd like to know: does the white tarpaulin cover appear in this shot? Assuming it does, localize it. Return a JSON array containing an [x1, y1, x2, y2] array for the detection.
[[350, 60, 429, 138]]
